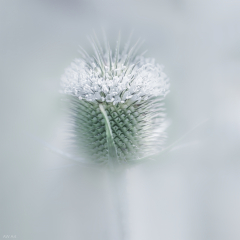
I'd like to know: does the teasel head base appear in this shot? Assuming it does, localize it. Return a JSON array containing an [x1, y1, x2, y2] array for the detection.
[[66, 94, 167, 167]]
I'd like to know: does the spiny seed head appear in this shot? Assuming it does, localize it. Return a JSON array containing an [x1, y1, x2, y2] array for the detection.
[[61, 36, 170, 166]]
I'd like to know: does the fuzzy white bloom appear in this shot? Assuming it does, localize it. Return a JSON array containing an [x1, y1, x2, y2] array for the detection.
[[61, 37, 170, 165], [61, 41, 169, 105]]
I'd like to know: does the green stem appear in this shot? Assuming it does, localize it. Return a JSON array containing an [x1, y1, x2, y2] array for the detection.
[[108, 168, 129, 240], [99, 104, 129, 239]]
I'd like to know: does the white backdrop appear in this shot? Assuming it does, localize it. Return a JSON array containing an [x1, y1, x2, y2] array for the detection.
[[1, 0, 240, 239]]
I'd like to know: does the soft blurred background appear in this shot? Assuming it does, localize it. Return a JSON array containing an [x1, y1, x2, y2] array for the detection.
[[1, 0, 240, 239]]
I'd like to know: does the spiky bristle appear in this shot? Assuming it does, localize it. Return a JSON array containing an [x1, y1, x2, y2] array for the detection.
[[61, 36, 169, 165]]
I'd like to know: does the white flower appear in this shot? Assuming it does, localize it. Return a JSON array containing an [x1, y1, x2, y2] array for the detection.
[[61, 39, 169, 105], [61, 37, 170, 165]]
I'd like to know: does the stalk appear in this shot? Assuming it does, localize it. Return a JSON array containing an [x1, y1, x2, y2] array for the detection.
[[107, 167, 129, 240], [100, 103, 129, 240]]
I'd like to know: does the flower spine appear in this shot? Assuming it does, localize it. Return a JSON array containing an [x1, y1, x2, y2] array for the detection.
[[61, 37, 170, 166]]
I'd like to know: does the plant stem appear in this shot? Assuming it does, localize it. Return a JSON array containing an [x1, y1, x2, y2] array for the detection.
[[108, 167, 129, 240], [99, 103, 129, 240]]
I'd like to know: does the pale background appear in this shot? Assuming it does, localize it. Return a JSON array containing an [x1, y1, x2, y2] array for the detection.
[[1, 0, 240, 239]]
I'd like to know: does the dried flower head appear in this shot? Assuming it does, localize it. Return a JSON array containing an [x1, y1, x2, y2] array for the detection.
[[61, 36, 169, 166]]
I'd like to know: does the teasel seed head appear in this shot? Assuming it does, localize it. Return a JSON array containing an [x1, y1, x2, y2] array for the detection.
[[60, 36, 170, 166]]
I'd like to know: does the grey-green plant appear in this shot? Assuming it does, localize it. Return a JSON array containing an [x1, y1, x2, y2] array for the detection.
[[61, 36, 169, 167], [60, 35, 170, 240]]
